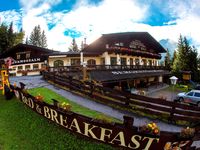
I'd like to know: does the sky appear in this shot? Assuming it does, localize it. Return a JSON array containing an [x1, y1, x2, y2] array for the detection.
[[0, 0, 200, 52]]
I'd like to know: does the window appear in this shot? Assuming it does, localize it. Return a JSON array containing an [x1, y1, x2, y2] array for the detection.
[[187, 92, 194, 96], [17, 54, 20, 60], [87, 59, 96, 65], [110, 57, 117, 65], [26, 53, 30, 59], [194, 92, 200, 97], [114, 42, 124, 46], [130, 58, 133, 65], [18, 66, 23, 70], [25, 65, 30, 70], [148, 60, 152, 66], [100, 58, 105, 65], [33, 64, 39, 70], [135, 58, 140, 65], [71, 59, 80, 66], [143, 59, 147, 66], [121, 58, 126, 65], [54, 60, 64, 67]]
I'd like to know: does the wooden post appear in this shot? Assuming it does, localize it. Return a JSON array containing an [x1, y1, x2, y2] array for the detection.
[[52, 99, 59, 108], [125, 96, 130, 106], [82, 62, 87, 81], [123, 116, 134, 128], [168, 104, 176, 124]]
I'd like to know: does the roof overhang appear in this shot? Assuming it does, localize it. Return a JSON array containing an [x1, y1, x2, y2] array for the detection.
[[49, 55, 67, 58], [90, 70, 170, 83]]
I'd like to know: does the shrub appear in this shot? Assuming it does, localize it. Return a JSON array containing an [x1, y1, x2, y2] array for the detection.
[[59, 102, 72, 112], [140, 122, 160, 136], [180, 127, 195, 138], [35, 94, 44, 101]]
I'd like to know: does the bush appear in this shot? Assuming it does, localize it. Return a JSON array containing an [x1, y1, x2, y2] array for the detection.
[[59, 102, 72, 111]]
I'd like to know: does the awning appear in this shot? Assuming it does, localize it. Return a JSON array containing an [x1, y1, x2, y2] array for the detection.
[[89, 70, 170, 83]]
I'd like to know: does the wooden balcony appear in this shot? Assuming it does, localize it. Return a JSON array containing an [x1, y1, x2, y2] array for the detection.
[[48, 65, 167, 73]]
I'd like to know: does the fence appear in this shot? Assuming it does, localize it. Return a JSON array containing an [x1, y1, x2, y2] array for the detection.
[[43, 71, 200, 125], [13, 85, 197, 150]]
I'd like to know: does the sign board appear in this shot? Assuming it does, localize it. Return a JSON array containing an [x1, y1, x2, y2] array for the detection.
[[14, 88, 194, 150]]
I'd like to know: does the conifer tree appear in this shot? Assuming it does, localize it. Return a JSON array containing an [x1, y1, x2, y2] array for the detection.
[[14, 28, 25, 45], [68, 38, 79, 52], [29, 25, 47, 48], [172, 35, 199, 81], [0, 23, 25, 54], [164, 49, 171, 70], [41, 30, 47, 48], [7, 22, 15, 49], [0, 23, 8, 53]]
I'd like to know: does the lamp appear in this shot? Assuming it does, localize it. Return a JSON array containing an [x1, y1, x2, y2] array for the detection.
[[170, 76, 178, 101], [170, 76, 178, 85]]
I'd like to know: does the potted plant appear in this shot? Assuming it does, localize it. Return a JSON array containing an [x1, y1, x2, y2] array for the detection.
[[35, 94, 43, 102], [179, 127, 195, 139], [59, 102, 72, 113], [139, 122, 160, 140]]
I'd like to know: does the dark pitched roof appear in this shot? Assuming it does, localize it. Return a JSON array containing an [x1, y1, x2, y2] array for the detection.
[[0, 43, 57, 58], [48, 51, 101, 57], [82, 32, 166, 54], [48, 51, 80, 57]]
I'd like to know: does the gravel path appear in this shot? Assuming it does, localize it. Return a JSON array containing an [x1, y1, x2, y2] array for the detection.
[[9, 75, 182, 132]]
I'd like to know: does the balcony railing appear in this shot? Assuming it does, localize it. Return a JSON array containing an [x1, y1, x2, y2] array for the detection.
[[48, 65, 167, 72]]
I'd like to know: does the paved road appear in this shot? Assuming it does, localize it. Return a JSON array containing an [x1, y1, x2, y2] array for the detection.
[[9, 75, 200, 147]]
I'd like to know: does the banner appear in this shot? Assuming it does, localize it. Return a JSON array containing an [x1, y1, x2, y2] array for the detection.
[[14, 88, 194, 150]]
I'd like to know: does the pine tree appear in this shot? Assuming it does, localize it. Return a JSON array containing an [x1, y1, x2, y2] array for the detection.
[[172, 35, 199, 81], [7, 22, 15, 49], [0, 23, 9, 53], [29, 25, 41, 47], [68, 38, 79, 52], [172, 50, 177, 65], [41, 30, 47, 48], [29, 25, 47, 48], [164, 49, 171, 70], [14, 28, 25, 45], [0, 23, 25, 54], [25, 36, 29, 44], [188, 46, 199, 81]]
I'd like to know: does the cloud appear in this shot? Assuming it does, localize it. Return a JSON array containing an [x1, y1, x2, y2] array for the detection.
[[1, 0, 200, 52], [19, 0, 62, 11], [20, 0, 148, 51], [0, 9, 22, 31], [59, 0, 148, 47]]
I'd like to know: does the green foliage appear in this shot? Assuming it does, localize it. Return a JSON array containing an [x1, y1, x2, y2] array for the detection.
[[14, 29, 25, 46], [0, 23, 8, 53], [41, 30, 47, 48], [29, 25, 47, 48], [28, 87, 121, 123], [68, 38, 79, 52], [0, 94, 114, 150], [172, 35, 200, 81], [164, 49, 171, 70], [0, 23, 24, 54], [94, 114, 113, 124]]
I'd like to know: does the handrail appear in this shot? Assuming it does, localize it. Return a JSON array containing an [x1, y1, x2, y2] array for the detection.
[[47, 65, 167, 72]]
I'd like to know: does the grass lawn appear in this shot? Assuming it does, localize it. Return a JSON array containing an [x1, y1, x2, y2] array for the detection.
[[0, 91, 115, 150], [28, 87, 121, 123]]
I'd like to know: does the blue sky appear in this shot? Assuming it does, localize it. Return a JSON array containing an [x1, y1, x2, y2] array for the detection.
[[0, 0, 200, 51]]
